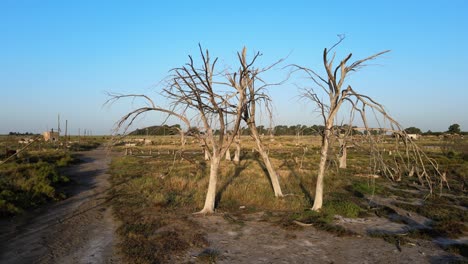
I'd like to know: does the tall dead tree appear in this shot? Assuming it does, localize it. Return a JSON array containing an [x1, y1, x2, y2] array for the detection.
[[108, 46, 289, 212], [163, 46, 250, 214], [225, 48, 284, 197], [107, 46, 245, 214], [293, 38, 443, 211]]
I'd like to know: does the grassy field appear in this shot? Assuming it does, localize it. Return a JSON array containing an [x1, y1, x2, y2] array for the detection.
[[108, 134, 467, 262], [0, 135, 105, 216]]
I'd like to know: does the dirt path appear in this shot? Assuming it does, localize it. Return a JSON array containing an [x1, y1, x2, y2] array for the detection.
[[0, 147, 121, 264]]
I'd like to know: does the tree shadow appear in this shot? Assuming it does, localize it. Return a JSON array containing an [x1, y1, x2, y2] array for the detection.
[[215, 160, 250, 208], [281, 158, 314, 206], [252, 155, 275, 191]]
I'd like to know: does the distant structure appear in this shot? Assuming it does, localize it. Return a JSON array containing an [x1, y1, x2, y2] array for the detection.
[[406, 134, 420, 140], [43, 129, 59, 142]]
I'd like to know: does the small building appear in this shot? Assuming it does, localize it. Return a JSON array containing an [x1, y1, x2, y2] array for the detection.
[[43, 130, 59, 142], [406, 134, 420, 140]]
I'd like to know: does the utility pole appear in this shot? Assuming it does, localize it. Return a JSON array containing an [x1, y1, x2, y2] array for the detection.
[[57, 114, 61, 141], [65, 120, 68, 147]]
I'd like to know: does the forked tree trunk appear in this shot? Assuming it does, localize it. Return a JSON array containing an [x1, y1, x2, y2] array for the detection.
[[200, 156, 220, 213], [312, 127, 331, 211], [250, 125, 283, 197]]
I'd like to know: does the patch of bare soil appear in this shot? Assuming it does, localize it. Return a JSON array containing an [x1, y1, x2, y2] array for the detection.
[[0, 147, 121, 264], [183, 212, 464, 264]]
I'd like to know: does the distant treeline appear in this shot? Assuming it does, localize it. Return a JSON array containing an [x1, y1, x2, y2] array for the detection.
[[130, 124, 467, 137], [423, 131, 468, 136], [129, 125, 182, 136], [8, 132, 40, 136], [131, 124, 375, 136]]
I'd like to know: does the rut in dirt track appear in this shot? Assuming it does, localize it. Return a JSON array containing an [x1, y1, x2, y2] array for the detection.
[[0, 147, 121, 264]]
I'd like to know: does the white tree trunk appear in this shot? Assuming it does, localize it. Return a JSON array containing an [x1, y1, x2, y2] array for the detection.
[[180, 130, 186, 147], [225, 148, 231, 161], [339, 146, 347, 169], [312, 129, 331, 211], [200, 156, 220, 213], [233, 134, 241, 162], [251, 126, 283, 197], [259, 147, 283, 197], [338, 138, 347, 169], [204, 148, 210, 161]]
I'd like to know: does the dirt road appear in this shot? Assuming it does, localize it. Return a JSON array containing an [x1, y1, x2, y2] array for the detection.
[[0, 147, 121, 264]]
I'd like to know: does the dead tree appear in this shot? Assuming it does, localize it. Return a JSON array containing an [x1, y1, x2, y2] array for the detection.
[[225, 48, 284, 197], [108, 45, 245, 214], [293, 37, 443, 211], [166, 48, 248, 214]]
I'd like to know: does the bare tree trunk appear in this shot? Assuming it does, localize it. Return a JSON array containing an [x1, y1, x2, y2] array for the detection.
[[225, 148, 231, 161], [178, 128, 186, 147], [204, 148, 210, 161], [338, 138, 347, 169], [339, 146, 347, 169], [200, 156, 220, 213], [250, 125, 283, 197], [312, 128, 331, 211], [233, 133, 241, 162]]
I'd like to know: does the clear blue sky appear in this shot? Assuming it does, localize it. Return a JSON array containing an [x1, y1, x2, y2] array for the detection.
[[1, 0, 467, 135]]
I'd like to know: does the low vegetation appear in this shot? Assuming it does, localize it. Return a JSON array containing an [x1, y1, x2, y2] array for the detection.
[[109, 135, 467, 262], [0, 135, 104, 216], [0, 150, 72, 215]]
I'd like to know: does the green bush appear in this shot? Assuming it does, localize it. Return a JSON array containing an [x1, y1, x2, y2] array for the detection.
[[351, 181, 382, 196], [0, 158, 70, 216], [323, 199, 362, 218], [68, 141, 101, 151], [56, 153, 74, 167]]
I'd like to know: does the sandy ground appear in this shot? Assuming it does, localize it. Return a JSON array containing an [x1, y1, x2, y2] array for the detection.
[[0, 147, 121, 264], [184, 213, 464, 264]]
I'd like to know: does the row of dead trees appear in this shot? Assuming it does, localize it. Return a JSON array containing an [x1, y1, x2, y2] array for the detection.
[[107, 39, 445, 214]]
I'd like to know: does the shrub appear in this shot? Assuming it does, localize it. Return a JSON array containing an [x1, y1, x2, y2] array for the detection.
[[0, 157, 70, 216], [351, 181, 382, 196], [323, 199, 362, 218]]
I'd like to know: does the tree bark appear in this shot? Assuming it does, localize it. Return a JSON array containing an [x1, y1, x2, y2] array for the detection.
[[200, 156, 220, 213], [338, 138, 347, 169], [204, 148, 210, 161], [179, 129, 186, 147], [312, 127, 331, 211], [250, 125, 283, 197], [225, 148, 231, 161], [233, 133, 241, 162]]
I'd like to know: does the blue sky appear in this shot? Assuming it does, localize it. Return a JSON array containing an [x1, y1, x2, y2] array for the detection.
[[1, 0, 467, 135]]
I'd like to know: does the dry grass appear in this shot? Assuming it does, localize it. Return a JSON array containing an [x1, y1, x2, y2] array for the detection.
[[108, 135, 468, 261]]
